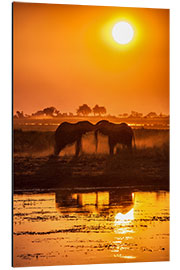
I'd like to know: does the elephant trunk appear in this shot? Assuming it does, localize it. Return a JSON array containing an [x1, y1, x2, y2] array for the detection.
[[94, 130, 98, 153]]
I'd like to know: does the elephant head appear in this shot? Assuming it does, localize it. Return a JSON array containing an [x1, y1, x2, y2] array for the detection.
[[54, 121, 95, 157], [94, 120, 113, 152], [95, 120, 135, 155]]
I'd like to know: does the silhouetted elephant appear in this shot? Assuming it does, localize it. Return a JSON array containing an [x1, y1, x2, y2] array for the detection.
[[54, 121, 95, 156], [95, 120, 135, 155]]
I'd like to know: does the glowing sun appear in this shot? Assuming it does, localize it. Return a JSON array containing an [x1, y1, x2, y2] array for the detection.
[[112, 21, 134, 45]]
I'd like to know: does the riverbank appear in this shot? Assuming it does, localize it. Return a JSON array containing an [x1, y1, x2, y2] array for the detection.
[[13, 148, 169, 192]]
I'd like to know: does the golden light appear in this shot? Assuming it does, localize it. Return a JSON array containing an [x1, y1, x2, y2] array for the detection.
[[101, 16, 140, 51], [112, 21, 134, 44], [115, 208, 134, 225], [114, 208, 135, 234]]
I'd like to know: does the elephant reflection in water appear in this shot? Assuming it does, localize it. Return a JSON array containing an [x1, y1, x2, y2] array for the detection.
[[55, 189, 134, 216], [95, 120, 136, 155], [54, 121, 95, 156]]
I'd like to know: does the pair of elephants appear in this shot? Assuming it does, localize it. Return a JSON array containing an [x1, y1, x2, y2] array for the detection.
[[54, 120, 136, 156]]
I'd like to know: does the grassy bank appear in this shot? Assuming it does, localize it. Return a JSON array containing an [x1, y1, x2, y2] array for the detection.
[[13, 145, 169, 191]]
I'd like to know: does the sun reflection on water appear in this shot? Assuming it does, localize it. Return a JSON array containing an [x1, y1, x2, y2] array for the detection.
[[114, 208, 135, 235], [115, 208, 134, 225], [13, 189, 169, 266]]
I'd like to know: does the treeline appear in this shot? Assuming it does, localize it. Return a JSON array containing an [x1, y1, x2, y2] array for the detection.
[[14, 104, 107, 119], [14, 104, 169, 119]]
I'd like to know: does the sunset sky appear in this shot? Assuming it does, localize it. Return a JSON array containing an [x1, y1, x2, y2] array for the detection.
[[13, 2, 169, 115]]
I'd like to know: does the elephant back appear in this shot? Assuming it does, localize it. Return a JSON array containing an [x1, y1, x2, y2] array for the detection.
[[76, 121, 94, 133]]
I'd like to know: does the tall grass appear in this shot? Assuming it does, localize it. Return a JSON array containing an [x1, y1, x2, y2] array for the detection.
[[13, 128, 169, 159]]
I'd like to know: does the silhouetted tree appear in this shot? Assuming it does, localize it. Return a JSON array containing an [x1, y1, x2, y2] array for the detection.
[[33, 110, 45, 117], [129, 111, 143, 118], [56, 112, 62, 117], [93, 105, 107, 116], [32, 107, 59, 117], [146, 112, 157, 118], [93, 105, 99, 115], [77, 104, 92, 116], [16, 111, 24, 118], [159, 113, 168, 118], [43, 106, 58, 116], [118, 113, 129, 117]]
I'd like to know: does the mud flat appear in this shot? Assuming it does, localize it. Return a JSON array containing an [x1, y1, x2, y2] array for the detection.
[[13, 148, 169, 192]]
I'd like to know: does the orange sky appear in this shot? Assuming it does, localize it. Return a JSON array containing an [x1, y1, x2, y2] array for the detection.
[[13, 2, 169, 115]]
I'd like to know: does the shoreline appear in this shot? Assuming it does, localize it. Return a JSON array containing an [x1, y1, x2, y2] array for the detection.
[[14, 185, 169, 195]]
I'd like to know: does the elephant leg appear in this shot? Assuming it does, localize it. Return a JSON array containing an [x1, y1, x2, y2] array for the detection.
[[54, 143, 59, 155], [110, 145, 115, 155], [75, 136, 82, 157], [127, 141, 133, 153], [54, 144, 62, 156], [108, 137, 115, 155]]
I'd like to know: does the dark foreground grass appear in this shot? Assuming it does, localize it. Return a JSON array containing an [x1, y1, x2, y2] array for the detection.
[[13, 143, 169, 192]]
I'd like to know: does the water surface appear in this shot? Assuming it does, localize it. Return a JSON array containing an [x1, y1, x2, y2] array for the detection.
[[13, 188, 169, 267]]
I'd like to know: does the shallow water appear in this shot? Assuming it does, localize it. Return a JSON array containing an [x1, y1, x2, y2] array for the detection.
[[13, 189, 169, 267]]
